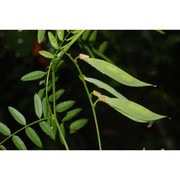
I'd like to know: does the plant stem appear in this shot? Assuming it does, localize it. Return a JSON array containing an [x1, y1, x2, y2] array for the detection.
[[66, 53, 102, 150], [51, 63, 69, 150]]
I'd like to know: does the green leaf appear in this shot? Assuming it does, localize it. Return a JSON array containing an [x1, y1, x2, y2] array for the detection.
[[38, 88, 45, 100], [93, 91, 166, 123], [98, 41, 108, 53], [84, 76, 126, 99], [0, 145, 6, 150], [21, 70, 46, 81], [12, 135, 27, 150], [59, 123, 66, 144], [39, 50, 54, 59], [88, 30, 97, 45], [49, 89, 65, 102], [48, 31, 58, 49], [70, 119, 88, 134], [0, 122, 11, 136], [8, 106, 26, 125], [63, 108, 82, 122], [156, 30, 166, 35], [42, 98, 49, 118], [39, 121, 55, 140], [37, 30, 46, 44], [82, 30, 91, 41], [57, 30, 64, 41], [34, 93, 42, 118], [56, 100, 75, 113], [79, 56, 154, 87], [25, 127, 42, 148]]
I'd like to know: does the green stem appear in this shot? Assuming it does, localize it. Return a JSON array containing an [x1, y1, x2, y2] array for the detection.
[[66, 53, 102, 150], [51, 63, 69, 150], [0, 117, 49, 145]]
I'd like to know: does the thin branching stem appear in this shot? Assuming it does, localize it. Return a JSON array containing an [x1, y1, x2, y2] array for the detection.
[[66, 53, 102, 150]]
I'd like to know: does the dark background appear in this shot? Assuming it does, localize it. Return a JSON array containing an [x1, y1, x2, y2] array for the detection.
[[0, 30, 178, 150]]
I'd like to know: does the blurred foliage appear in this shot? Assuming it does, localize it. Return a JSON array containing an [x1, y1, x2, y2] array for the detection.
[[0, 30, 179, 149]]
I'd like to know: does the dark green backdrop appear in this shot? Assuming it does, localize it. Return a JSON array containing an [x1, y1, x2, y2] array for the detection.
[[0, 30, 178, 149]]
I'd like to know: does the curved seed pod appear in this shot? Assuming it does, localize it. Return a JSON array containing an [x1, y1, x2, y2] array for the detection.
[[93, 91, 166, 123], [84, 76, 126, 99], [79, 56, 155, 87]]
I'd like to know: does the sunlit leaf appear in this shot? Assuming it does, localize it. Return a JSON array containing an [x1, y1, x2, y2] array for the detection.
[[57, 30, 64, 41], [39, 50, 54, 59], [84, 76, 126, 99], [34, 93, 42, 118], [37, 30, 46, 44], [48, 31, 58, 49], [70, 119, 88, 134], [12, 135, 27, 150], [49, 89, 65, 102], [156, 30, 166, 35], [8, 106, 26, 125], [79, 56, 155, 87], [25, 127, 42, 148], [63, 108, 82, 122], [39, 121, 55, 140], [56, 100, 75, 113], [0, 122, 11, 136], [21, 70, 46, 81], [93, 91, 166, 123]]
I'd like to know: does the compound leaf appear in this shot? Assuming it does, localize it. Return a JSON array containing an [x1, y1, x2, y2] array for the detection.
[[8, 106, 26, 125], [59, 123, 66, 144], [98, 41, 108, 53], [37, 30, 46, 44], [49, 89, 65, 102], [0, 145, 6, 150], [63, 108, 82, 122], [39, 121, 55, 140], [25, 127, 42, 148], [21, 70, 46, 81], [34, 93, 42, 118], [69, 119, 88, 134], [57, 30, 64, 41], [39, 50, 54, 59], [48, 31, 58, 49], [56, 100, 75, 113], [12, 135, 27, 150], [0, 122, 11, 136]]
